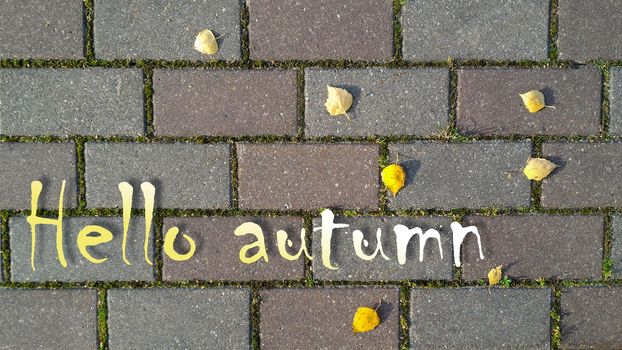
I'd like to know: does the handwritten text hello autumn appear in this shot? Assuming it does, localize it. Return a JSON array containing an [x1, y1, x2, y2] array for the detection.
[[27, 181, 485, 270]]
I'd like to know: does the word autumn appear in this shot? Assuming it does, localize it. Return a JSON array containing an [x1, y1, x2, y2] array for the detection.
[[27, 181, 485, 271]]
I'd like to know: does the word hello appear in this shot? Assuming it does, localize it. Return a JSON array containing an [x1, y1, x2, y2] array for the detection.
[[27, 181, 484, 271]]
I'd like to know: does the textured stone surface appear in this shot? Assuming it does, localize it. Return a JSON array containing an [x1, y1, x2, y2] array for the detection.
[[0, 69, 144, 136], [108, 288, 250, 350], [0, 289, 97, 349], [94, 0, 241, 60], [462, 215, 604, 281], [610, 68, 622, 136], [260, 287, 399, 349], [558, 0, 622, 62], [10, 217, 154, 282], [85, 143, 230, 209], [541, 142, 622, 208], [154, 69, 298, 136], [402, 0, 549, 61], [162, 216, 305, 281], [388, 142, 532, 209], [0, 0, 83, 59], [248, 0, 393, 61], [311, 216, 453, 280], [612, 215, 622, 278], [411, 287, 551, 349], [0, 142, 77, 210], [237, 143, 379, 210], [305, 68, 449, 137], [560, 287, 622, 349], [457, 68, 602, 136]]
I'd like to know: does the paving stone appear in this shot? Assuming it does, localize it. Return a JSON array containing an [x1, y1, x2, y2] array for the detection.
[[388, 142, 532, 209], [10, 216, 154, 282], [108, 288, 250, 350], [402, 0, 549, 61], [305, 68, 449, 137], [237, 143, 379, 210], [610, 67, 622, 136], [541, 142, 622, 208], [0, 1, 83, 59], [410, 287, 551, 349], [162, 216, 304, 281], [311, 216, 453, 281], [154, 69, 297, 137], [462, 215, 604, 281], [0, 69, 144, 136], [85, 143, 230, 209], [248, 0, 393, 61], [260, 287, 399, 349], [94, 0, 241, 60], [0, 142, 77, 210], [457, 68, 602, 136], [560, 286, 622, 349], [558, 0, 622, 62], [0, 289, 97, 349], [611, 215, 622, 278]]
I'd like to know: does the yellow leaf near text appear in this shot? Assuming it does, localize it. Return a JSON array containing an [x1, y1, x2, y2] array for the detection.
[[352, 307, 380, 333], [523, 157, 557, 181], [194, 29, 219, 55], [381, 163, 405, 197], [519, 90, 550, 113], [488, 265, 502, 288], [324, 85, 353, 118]]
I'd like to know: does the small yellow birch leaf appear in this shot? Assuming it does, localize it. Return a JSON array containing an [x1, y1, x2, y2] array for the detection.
[[523, 157, 557, 181], [194, 29, 218, 55], [488, 265, 503, 291], [324, 85, 353, 118], [519, 90, 554, 113], [352, 307, 380, 333], [382, 163, 405, 197]]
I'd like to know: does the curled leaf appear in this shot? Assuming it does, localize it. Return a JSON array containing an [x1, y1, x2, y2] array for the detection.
[[523, 157, 557, 181], [519, 90, 554, 113], [488, 265, 502, 292], [194, 29, 218, 55], [324, 85, 352, 118], [382, 164, 405, 197], [352, 306, 380, 333]]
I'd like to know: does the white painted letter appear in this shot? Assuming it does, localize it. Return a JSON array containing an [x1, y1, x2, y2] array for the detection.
[[312, 209, 349, 270], [450, 221, 484, 267], [394, 224, 443, 264], [352, 228, 390, 261]]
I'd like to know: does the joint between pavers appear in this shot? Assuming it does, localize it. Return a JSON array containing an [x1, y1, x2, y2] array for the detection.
[[603, 211, 614, 280], [250, 286, 261, 350], [548, 0, 559, 63], [153, 209, 164, 282], [75, 138, 87, 210], [82, 0, 95, 61], [600, 66, 611, 137], [295, 68, 306, 140], [302, 215, 314, 287], [399, 285, 410, 350], [1, 211, 11, 283], [97, 288, 109, 350], [239, 0, 250, 65], [550, 286, 561, 349], [230, 142, 240, 210], [142, 66, 155, 138], [392, 0, 404, 64]]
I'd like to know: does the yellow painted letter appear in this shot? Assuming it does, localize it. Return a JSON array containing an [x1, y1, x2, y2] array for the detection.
[[276, 228, 312, 261], [77, 225, 113, 264], [118, 182, 133, 265], [234, 222, 269, 264], [140, 182, 154, 266], [163, 227, 196, 261]]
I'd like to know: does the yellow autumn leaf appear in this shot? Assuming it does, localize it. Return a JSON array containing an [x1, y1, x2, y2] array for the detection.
[[324, 85, 352, 118], [352, 306, 380, 333], [382, 163, 405, 197], [488, 265, 503, 291], [519, 90, 554, 113], [523, 157, 557, 181], [194, 29, 219, 55]]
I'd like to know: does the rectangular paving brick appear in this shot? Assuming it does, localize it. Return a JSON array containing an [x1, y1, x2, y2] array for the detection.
[[311, 216, 453, 281], [305, 68, 449, 137], [0, 289, 97, 349], [457, 68, 602, 136], [0, 1, 83, 59], [609, 67, 622, 136], [260, 287, 399, 349], [248, 0, 393, 61], [411, 287, 551, 349], [10, 216, 154, 282], [237, 143, 379, 210], [163, 216, 304, 281], [388, 142, 532, 209], [402, 0, 549, 61], [94, 0, 241, 60], [154, 69, 298, 137], [560, 287, 622, 349], [612, 215, 622, 278], [0, 142, 77, 210], [108, 288, 250, 349], [0, 69, 144, 136], [462, 215, 604, 281], [541, 142, 622, 208], [85, 143, 230, 209], [558, 0, 622, 62]]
